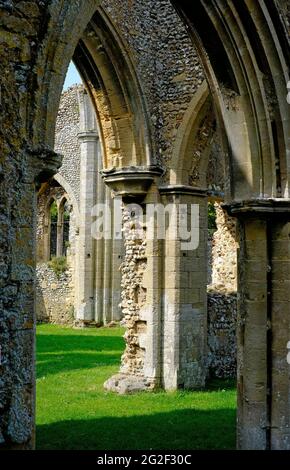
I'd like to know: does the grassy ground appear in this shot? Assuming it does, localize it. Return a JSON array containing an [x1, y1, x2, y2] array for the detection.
[[36, 324, 236, 450]]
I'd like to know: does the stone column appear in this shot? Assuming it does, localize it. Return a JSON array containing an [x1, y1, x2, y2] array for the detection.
[[160, 186, 208, 390], [139, 184, 164, 388], [102, 186, 113, 324], [93, 143, 122, 325], [269, 215, 290, 449], [3, 183, 37, 449], [0, 145, 61, 449], [101, 191, 123, 324], [103, 173, 208, 393], [109, 246, 123, 322], [227, 199, 290, 450], [103, 166, 164, 393], [110, 197, 123, 323], [75, 91, 98, 325], [77, 90, 122, 327], [93, 152, 104, 325]]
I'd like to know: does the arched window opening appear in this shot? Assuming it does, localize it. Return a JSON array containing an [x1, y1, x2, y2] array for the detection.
[[49, 200, 58, 259], [62, 200, 71, 257]]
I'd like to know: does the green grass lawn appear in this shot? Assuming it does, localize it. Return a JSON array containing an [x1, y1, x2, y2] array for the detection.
[[36, 324, 237, 450]]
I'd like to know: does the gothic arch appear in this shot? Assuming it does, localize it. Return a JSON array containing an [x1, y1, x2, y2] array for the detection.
[[73, 8, 153, 169], [54, 173, 80, 224], [170, 80, 217, 187], [37, 179, 73, 262], [171, 0, 290, 201], [31, 1, 152, 177], [32, 1, 100, 151]]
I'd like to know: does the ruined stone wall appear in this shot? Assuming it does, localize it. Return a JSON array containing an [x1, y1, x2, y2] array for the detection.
[[36, 263, 74, 324], [36, 178, 77, 324], [207, 289, 237, 378], [207, 202, 238, 378], [101, 0, 204, 175], [104, 202, 150, 394], [55, 85, 82, 205], [119, 205, 147, 378], [211, 203, 237, 291], [35, 85, 82, 324]]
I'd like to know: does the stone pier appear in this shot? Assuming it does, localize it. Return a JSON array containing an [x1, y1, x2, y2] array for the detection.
[[104, 175, 209, 393], [227, 200, 290, 450]]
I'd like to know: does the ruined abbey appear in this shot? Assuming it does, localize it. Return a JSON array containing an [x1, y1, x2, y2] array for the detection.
[[0, 0, 289, 451], [35, 84, 237, 381]]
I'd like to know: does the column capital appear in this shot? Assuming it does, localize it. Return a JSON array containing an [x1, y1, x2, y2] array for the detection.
[[77, 131, 99, 142], [26, 144, 62, 185], [158, 185, 208, 197], [101, 165, 165, 199], [224, 198, 290, 217]]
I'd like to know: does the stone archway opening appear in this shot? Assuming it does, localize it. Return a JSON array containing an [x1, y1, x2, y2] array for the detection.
[[33, 0, 158, 408], [49, 200, 58, 259], [207, 199, 237, 380], [36, 178, 75, 325], [60, 198, 71, 258]]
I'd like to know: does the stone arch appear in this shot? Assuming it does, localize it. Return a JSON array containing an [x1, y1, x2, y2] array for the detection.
[[37, 178, 74, 262], [56, 196, 71, 258], [54, 173, 80, 225], [170, 80, 214, 186], [31, 1, 101, 152], [0, 0, 197, 450], [30, 2, 153, 177], [73, 8, 153, 169], [172, 0, 290, 201]]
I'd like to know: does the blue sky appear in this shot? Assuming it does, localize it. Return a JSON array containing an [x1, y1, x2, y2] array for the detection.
[[63, 62, 82, 90]]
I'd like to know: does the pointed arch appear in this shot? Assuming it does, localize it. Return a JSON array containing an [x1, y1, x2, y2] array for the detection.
[[171, 0, 290, 200]]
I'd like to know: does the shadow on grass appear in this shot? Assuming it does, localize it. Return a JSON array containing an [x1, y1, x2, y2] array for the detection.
[[36, 328, 237, 450], [37, 352, 122, 379], [36, 408, 236, 450], [37, 334, 125, 354], [36, 332, 125, 378]]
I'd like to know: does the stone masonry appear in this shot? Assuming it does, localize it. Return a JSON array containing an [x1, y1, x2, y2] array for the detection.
[[211, 203, 237, 291], [0, 0, 289, 451], [36, 86, 238, 380], [36, 263, 74, 324], [55, 85, 82, 205], [207, 202, 238, 378]]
